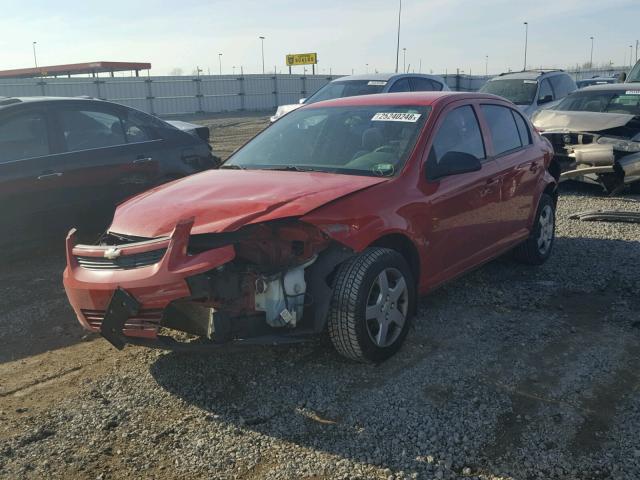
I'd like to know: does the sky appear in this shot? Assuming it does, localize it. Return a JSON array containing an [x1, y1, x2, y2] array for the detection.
[[0, 0, 639, 76]]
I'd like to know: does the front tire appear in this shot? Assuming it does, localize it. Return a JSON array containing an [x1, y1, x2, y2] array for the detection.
[[328, 248, 415, 363], [513, 193, 556, 265]]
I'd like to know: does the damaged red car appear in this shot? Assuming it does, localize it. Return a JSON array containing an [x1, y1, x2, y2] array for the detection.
[[64, 92, 557, 363]]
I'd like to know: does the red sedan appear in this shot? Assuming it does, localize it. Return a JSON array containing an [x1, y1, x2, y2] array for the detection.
[[63, 92, 557, 363]]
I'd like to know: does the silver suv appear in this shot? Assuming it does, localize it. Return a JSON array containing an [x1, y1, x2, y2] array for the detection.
[[480, 70, 577, 118]]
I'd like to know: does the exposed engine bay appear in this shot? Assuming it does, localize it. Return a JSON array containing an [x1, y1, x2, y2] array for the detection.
[[92, 220, 353, 347], [534, 110, 640, 193]]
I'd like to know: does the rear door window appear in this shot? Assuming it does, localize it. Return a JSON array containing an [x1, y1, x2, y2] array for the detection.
[[428, 105, 485, 174], [0, 110, 50, 163], [480, 104, 522, 155], [121, 110, 162, 143], [59, 108, 126, 152]]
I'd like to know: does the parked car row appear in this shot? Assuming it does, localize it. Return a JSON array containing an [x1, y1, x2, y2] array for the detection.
[[3, 60, 638, 362]]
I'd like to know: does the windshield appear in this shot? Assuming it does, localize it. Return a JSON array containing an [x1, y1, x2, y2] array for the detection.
[[628, 60, 640, 83], [555, 90, 640, 115], [224, 105, 430, 177], [305, 80, 387, 104], [480, 79, 538, 105]]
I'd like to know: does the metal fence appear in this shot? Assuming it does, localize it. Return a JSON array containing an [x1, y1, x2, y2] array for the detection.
[[0, 74, 337, 116], [1, 65, 634, 117], [0, 73, 493, 116]]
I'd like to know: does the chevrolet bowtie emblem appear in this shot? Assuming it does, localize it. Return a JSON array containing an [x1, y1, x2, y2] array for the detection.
[[104, 247, 122, 260]]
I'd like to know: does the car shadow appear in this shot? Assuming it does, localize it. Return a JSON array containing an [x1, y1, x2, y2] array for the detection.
[[149, 234, 640, 477]]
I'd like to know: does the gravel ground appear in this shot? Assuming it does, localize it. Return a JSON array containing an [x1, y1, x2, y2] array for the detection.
[[1, 115, 639, 479]]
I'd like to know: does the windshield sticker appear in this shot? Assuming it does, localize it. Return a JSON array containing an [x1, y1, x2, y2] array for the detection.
[[625, 90, 640, 95], [372, 112, 421, 122], [523, 80, 538, 84], [368, 80, 387, 86]]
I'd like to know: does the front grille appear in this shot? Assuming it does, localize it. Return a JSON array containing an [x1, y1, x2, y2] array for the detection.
[[81, 308, 163, 331], [76, 248, 166, 270]]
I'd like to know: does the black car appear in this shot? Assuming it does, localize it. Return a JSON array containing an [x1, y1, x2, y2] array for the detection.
[[0, 97, 219, 245]]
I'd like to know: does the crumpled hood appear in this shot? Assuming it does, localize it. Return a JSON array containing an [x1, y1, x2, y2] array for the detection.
[[532, 110, 638, 133], [109, 169, 387, 238]]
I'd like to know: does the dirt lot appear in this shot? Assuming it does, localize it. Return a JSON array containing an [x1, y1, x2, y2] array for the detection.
[[1, 114, 640, 480]]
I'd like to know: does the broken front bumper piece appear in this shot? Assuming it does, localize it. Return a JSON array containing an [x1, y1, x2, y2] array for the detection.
[[569, 210, 640, 224]]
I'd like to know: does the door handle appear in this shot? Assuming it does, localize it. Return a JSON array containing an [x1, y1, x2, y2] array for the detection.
[[37, 172, 63, 180], [133, 156, 153, 164]]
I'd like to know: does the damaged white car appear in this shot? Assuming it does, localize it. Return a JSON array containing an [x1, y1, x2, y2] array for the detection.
[[532, 84, 640, 193]]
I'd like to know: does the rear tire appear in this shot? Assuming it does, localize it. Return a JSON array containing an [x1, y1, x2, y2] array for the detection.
[[513, 193, 555, 265], [328, 248, 415, 363]]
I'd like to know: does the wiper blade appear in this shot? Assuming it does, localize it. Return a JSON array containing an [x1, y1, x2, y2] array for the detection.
[[220, 164, 245, 170], [264, 165, 318, 172]]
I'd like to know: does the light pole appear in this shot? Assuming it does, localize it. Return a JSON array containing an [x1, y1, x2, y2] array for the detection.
[[218, 53, 222, 75], [32, 41, 38, 69], [523, 22, 528, 70], [366, 63, 369, 74], [395, 0, 402, 73], [402, 47, 406, 73], [259, 36, 265, 74], [630, 45, 634, 68], [232, 65, 236, 75], [589, 36, 594, 69], [485, 55, 488, 76]]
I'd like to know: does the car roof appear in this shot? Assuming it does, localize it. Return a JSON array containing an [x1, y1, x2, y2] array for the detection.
[[331, 73, 446, 84], [0, 96, 103, 109], [493, 69, 566, 80], [304, 91, 504, 109]]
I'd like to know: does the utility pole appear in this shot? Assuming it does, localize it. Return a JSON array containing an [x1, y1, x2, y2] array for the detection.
[[32, 41, 38, 69], [589, 36, 594, 69], [259, 36, 265, 74], [402, 47, 406, 73], [395, 0, 402, 73], [218, 53, 222, 75], [523, 22, 528, 70]]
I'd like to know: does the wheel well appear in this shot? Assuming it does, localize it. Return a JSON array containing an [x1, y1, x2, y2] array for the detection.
[[543, 182, 558, 206], [548, 159, 561, 182], [369, 234, 420, 285]]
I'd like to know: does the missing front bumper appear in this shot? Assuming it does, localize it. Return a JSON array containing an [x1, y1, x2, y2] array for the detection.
[[99, 288, 311, 351]]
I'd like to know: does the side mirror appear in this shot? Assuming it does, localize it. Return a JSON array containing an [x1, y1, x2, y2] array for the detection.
[[427, 151, 482, 180], [618, 72, 627, 83], [538, 94, 553, 105], [299, 98, 307, 104]]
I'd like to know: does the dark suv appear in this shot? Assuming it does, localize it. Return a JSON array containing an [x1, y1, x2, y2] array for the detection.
[[0, 97, 218, 245]]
